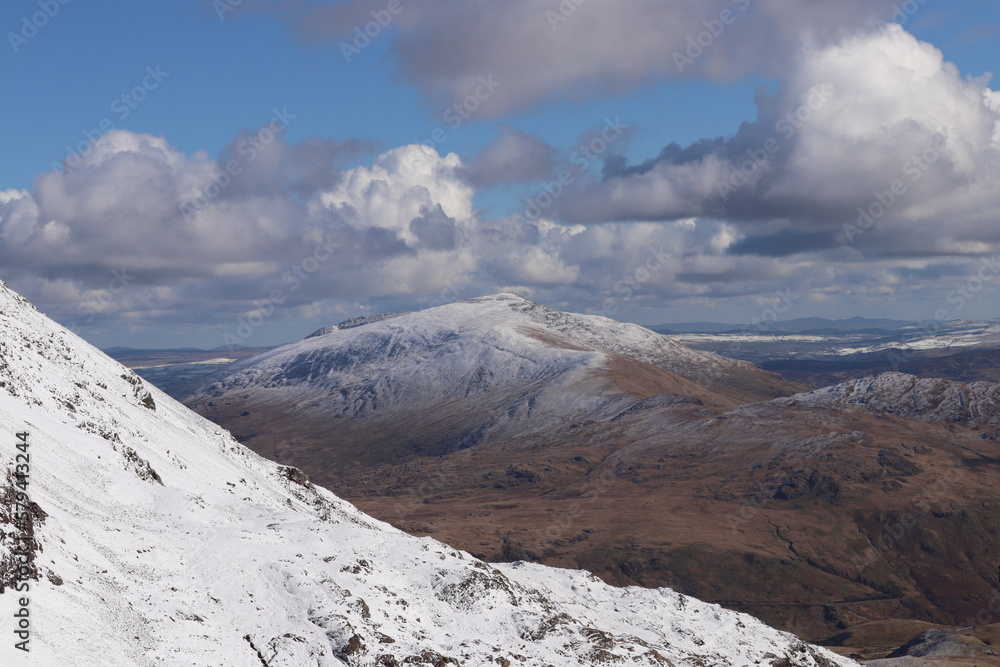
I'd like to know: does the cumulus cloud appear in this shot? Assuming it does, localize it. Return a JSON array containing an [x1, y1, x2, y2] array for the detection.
[[1, 131, 981, 341], [553, 26, 1000, 260], [262, 0, 901, 115], [0, 132, 480, 333], [0, 129, 709, 340]]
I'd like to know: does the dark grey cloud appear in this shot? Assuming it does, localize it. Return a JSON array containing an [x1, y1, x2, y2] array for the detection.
[[677, 264, 785, 286], [409, 204, 460, 251], [462, 129, 556, 187], [893, 263, 970, 281], [728, 230, 838, 257], [216, 134, 377, 199], [249, 0, 901, 116]]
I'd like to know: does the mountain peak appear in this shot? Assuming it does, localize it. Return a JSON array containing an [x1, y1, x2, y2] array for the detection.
[[0, 278, 38, 314], [184, 291, 799, 486], [458, 291, 534, 305]]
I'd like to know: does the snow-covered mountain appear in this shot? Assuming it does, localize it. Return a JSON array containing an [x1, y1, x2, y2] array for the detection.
[[0, 281, 855, 665], [182, 293, 798, 458]]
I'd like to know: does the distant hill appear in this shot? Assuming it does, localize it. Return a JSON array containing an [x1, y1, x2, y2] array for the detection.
[[649, 321, 739, 333], [181, 292, 799, 461], [653, 316, 916, 334], [104, 347, 269, 364]]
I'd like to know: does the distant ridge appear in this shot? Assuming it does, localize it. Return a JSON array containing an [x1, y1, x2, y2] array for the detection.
[[653, 315, 917, 334], [305, 310, 412, 338]]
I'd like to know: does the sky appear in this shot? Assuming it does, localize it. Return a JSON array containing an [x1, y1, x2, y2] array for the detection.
[[1, 0, 999, 349]]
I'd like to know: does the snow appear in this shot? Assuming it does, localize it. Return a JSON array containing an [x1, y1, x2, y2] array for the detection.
[[196, 293, 756, 393], [830, 337, 985, 356], [0, 283, 857, 666], [669, 318, 1000, 360], [671, 334, 831, 344]]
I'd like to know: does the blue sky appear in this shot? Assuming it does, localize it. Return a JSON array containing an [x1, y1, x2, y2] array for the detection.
[[1, 0, 999, 348]]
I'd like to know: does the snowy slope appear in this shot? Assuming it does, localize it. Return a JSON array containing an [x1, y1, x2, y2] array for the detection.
[[182, 293, 795, 449], [0, 281, 856, 665]]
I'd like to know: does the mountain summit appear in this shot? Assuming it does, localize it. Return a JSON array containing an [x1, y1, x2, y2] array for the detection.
[[0, 282, 854, 664], [183, 292, 799, 465]]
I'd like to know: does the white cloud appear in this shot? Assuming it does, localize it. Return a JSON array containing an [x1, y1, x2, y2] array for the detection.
[[0, 130, 700, 338], [320, 144, 472, 244], [554, 26, 1000, 260], [0, 132, 481, 331]]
